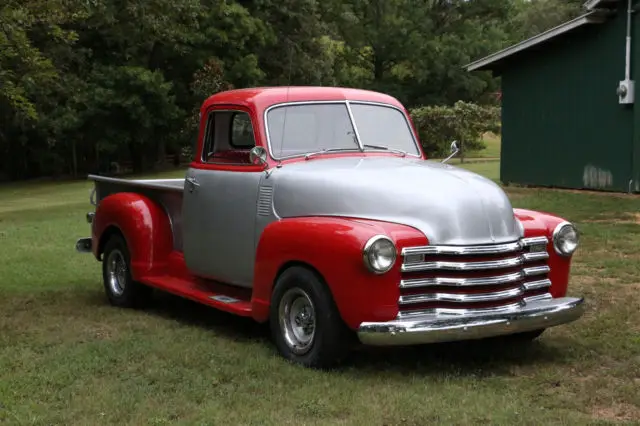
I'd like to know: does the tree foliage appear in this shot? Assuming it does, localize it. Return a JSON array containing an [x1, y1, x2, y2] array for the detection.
[[0, 0, 583, 180], [411, 102, 501, 158]]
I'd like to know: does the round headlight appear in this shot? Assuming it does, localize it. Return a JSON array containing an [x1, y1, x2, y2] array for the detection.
[[363, 235, 397, 274], [553, 222, 579, 256]]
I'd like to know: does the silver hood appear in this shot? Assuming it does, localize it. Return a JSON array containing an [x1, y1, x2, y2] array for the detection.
[[269, 156, 521, 245]]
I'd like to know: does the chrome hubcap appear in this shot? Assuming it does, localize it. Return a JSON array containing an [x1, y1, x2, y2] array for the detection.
[[279, 288, 316, 355], [106, 249, 127, 296]]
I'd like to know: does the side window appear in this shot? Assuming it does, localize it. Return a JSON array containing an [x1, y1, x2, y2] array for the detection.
[[230, 113, 255, 148], [202, 110, 256, 165]]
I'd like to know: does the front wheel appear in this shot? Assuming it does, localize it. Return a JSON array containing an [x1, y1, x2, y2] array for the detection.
[[102, 233, 152, 308], [270, 266, 352, 369]]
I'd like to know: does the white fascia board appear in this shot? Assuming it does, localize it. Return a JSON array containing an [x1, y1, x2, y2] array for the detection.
[[465, 11, 609, 72], [584, 0, 618, 10]]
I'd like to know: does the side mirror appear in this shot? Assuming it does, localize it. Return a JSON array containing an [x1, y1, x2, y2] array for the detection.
[[249, 146, 268, 167], [441, 140, 460, 164]]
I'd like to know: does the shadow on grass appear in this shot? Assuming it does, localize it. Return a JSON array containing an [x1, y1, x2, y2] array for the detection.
[[78, 287, 271, 344], [80, 288, 577, 378], [5, 286, 578, 379], [343, 336, 570, 378]]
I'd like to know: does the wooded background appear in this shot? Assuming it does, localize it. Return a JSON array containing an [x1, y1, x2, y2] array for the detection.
[[1, 0, 583, 180]]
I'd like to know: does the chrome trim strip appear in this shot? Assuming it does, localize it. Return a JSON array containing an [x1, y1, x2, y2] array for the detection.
[[400, 271, 525, 289], [263, 100, 422, 161], [345, 100, 364, 151], [402, 255, 529, 272], [523, 265, 551, 276], [399, 286, 524, 305], [358, 297, 586, 346], [401, 236, 549, 257], [521, 236, 550, 246], [397, 302, 525, 318], [522, 279, 552, 291], [523, 293, 553, 303], [523, 251, 549, 261], [402, 241, 522, 256]]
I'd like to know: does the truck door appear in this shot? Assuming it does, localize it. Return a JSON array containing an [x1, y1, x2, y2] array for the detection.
[[182, 107, 263, 288]]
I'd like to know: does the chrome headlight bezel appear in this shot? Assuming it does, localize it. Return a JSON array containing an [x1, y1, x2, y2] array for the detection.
[[552, 221, 580, 256], [363, 235, 397, 274]]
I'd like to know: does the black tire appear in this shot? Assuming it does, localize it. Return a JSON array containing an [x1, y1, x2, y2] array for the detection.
[[270, 266, 353, 369], [102, 233, 152, 308]]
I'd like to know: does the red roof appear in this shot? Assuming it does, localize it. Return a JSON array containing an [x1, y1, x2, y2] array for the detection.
[[201, 86, 405, 112]]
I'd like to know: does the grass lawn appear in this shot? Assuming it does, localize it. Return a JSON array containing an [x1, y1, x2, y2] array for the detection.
[[1, 161, 640, 425]]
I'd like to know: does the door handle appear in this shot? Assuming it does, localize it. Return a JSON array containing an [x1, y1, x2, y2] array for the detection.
[[185, 176, 200, 192]]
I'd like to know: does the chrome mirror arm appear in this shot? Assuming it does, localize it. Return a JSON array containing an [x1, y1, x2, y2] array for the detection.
[[441, 140, 460, 164]]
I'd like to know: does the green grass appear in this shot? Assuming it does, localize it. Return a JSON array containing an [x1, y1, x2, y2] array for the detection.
[[1, 164, 640, 425]]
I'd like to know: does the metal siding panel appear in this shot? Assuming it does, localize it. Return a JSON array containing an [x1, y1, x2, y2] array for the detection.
[[501, 9, 634, 192], [632, 8, 640, 193]]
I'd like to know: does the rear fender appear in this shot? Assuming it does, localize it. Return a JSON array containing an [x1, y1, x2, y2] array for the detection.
[[251, 217, 427, 328], [93, 192, 173, 280]]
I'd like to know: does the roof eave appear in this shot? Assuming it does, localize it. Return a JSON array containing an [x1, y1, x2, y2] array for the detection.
[[464, 10, 611, 73], [584, 0, 619, 10]]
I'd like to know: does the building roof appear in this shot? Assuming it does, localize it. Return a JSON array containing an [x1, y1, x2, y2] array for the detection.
[[584, 0, 619, 10], [465, 9, 611, 72]]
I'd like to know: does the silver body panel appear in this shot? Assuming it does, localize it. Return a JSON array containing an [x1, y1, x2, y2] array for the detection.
[[181, 167, 262, 288], [268, 156, 521, 245], [89, 155, 524, 287], [89, 174, 185, 251]]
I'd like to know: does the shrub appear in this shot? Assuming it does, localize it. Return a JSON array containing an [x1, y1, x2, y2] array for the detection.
[[410, 101, 501, 158]]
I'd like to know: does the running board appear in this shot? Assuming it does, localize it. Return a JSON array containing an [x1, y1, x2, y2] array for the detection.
[[140, 275, 253, 317]]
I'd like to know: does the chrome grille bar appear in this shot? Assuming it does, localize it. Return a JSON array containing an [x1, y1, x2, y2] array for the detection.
[[398, 237, 552, 318], [399, 286, 524, 305], [523, 265, 550, 276], [402, 256, 524, 273], [522, 279, 552, 291], [523, 293, 553, 303], [397, 302, 525, 318], [400, 271, 525, 289], [401, 236, 549, 257]]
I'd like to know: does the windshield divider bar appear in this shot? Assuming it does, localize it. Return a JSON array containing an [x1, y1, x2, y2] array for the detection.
[[345, 100, 364, 152]]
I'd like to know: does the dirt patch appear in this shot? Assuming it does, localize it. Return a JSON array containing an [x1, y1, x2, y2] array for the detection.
[[591, 403, 640, 422]]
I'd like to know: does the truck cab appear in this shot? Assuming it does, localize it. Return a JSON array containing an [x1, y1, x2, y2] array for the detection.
[[76, 86, 585, 368]]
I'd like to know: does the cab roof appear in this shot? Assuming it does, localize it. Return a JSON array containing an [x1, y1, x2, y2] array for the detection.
[[201, 86, 406, 113]]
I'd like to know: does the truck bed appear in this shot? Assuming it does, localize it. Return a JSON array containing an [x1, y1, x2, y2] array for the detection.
[[89, 174, 185, 251]]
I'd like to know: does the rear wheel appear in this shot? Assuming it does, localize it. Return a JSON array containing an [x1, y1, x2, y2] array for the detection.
[[270, 266, 352, 369], [102, 233, 152, 308]]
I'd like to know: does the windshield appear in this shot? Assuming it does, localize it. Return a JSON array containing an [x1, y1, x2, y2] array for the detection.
[[266, 102, 420, 159]]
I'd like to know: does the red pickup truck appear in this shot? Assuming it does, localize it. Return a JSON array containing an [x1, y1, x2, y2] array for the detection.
[[76, 86, 585, 368]]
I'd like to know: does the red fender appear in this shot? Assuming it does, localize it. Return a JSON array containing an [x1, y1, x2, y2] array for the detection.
[[92, 192, 173, 280], [515, 208, 574, 298], [251, 217, 427, 329]]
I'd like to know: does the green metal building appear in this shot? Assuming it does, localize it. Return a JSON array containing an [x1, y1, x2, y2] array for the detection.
[[466, 0, 640, 193]]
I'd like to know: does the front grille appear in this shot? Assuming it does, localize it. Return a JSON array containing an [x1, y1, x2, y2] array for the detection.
[[398, 237, 552, 319]]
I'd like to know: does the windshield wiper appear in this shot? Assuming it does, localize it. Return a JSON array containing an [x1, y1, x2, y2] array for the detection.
[[304, 147, 360, 160], [363, 144, 407, 157]]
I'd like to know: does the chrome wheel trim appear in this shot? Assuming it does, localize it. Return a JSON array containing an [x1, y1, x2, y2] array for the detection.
[[278, 288, 316, 355], [106, 249, 127, 297]]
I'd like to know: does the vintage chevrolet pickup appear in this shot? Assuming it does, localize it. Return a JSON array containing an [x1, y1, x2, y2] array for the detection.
[[76, 86, 585, 368]]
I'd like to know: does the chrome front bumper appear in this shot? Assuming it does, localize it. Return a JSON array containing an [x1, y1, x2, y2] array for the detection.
[[357, 297, 585, 346]]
